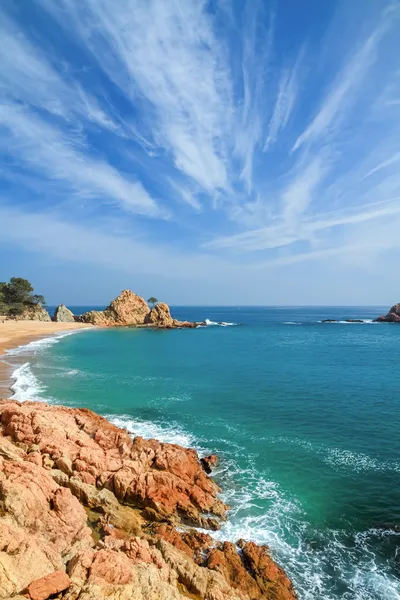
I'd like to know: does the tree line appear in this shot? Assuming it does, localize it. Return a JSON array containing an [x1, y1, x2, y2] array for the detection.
[[0, 278, 46, 317]]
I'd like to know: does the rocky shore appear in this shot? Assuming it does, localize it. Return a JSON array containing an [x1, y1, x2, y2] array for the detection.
[[0, 400, 296, 600], [16, 290, 202, 329]]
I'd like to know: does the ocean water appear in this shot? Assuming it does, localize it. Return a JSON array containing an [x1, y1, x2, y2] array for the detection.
[[5, 306, 400, 600]]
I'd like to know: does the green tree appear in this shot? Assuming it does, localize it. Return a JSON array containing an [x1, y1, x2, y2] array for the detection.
[[147, 297, 158, 308], [0, 278, 46, 316]]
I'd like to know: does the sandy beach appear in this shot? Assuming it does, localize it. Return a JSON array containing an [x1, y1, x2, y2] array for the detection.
[[0, 320, 93, 397]]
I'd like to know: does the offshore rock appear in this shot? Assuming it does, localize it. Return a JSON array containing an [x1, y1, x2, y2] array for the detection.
[[80, 290, 150, 326], [0, 399, 297, 600], [79, 290, 200, 328], [376, 303, 400, 322], [144, 302, 174, 327], [18, 304, 51, 322], [53, 304, 75, 323]]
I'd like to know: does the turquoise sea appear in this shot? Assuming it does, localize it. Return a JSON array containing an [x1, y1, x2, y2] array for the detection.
[[5, 306, 400, 600]]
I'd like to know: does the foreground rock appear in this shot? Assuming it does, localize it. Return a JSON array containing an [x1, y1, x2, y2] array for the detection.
[[53, 305, 75, 323], [0, 399, 296, 600], [17, 304, 51, 322], [80, 290, 201, 328], [376, 304, 400, 322]]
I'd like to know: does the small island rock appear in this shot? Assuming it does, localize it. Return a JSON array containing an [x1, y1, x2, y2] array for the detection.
[[53, 304, 75, 323], [376, 303, 400, 322]]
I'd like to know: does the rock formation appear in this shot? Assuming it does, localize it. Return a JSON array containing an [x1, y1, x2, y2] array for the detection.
[[376, 304, 400, 322], [18, 305, 51, 322], [53, 305, 75, 323], [80, 290, 201, 328], [0, 399, 296, 600]]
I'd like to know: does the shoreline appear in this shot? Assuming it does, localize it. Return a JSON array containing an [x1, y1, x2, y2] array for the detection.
[[0, 320, 93, 397]]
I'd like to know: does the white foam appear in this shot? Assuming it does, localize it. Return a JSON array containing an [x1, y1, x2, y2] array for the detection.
[[204, 319, 237, 326], [5, 329, 88, 357], [10, 362, 47, 402], [107, 414, 197, 448]]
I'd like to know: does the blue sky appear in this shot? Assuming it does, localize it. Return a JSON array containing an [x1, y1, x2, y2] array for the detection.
[[1, 0, 400, 305]]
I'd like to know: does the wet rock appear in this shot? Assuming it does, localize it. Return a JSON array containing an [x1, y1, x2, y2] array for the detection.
[[201, 454, 219, 474]]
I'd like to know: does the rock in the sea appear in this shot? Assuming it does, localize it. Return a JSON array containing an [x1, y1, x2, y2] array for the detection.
[[53, 304, 75, 323], [200, 454, 219, 474], [376, 304, 400, 322], [80, 289, 150, 326], [0, 399, 297, 600], [144, 302, 174, 327], [18, 304, 51, 322], [79, 290, 199, 329]]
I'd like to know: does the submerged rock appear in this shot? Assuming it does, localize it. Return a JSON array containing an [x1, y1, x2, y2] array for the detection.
[[18, 304, 51, 322], [53, 304, 75, 323], [376, 304, 400, 322], [0, 399, 297, 600]]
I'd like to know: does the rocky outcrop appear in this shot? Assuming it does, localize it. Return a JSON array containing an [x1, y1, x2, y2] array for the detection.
[[0, 399, 296, 600], [376, 304, 400, 322], [18, 305, 51, 322], [53, 305, 75, 323], [145, 302, 174, 327], [79, 290, 200, 329], [80, 290, 150, 326]]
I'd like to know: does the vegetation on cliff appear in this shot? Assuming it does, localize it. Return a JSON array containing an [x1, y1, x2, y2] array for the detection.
[[0, 277, 46, 317]]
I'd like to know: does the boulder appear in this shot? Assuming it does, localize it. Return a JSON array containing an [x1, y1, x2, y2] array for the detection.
[[18, 305, 51, 322], [376, 304, 400, 322], [25, 570, 70, 600], [79, 290, 200, 329], [80, 290, 150, 326], [144, 303, 174, 327], [53, 304, 75, 323]]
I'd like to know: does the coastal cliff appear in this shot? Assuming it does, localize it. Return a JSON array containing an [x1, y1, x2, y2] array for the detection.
[[0, 400, 296, 600], [79, 290, 201, 328]]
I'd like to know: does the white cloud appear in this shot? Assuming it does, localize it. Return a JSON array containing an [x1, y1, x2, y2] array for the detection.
[[0, 11, 121, 133], [264, 54, 301, 151], [39, 0, 234, 198], [292, 5, 398, 151], [0, 103, 163, 217]]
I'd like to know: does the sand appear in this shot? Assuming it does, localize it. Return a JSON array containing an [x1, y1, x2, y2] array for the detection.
[[0, 320, 93, 397]]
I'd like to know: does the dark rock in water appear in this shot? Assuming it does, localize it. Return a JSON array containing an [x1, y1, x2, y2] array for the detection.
[[53, 304, 75, 323], [344, 319, 364, 323], [376, 304, 400, 322], [200, 454, 218, 474], [321, 319, 338, 323]]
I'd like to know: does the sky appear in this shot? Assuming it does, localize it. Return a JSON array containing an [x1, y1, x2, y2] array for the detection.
[[1, 0, 400, 306]]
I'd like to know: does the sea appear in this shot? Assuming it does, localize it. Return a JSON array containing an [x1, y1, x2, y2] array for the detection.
[[3, 306, 400, 600]]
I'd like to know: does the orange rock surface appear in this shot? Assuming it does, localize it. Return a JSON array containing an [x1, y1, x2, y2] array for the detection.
[[0, 399, 296, 600]]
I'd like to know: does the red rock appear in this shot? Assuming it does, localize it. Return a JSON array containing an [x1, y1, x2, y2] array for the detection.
[[25, 570, 70, 600]]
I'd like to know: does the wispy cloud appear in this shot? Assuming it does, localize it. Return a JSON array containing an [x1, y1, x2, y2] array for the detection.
[[0, 103, 163, 217], [292, 4, 399, 151], [264, 53, 302, 152]]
